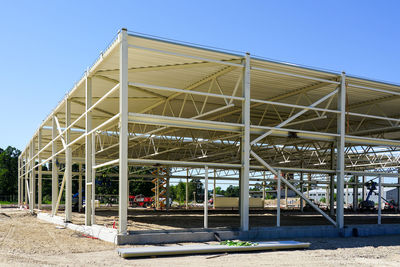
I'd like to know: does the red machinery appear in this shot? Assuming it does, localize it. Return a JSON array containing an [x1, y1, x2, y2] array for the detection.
[[129, 194, 153, 207]]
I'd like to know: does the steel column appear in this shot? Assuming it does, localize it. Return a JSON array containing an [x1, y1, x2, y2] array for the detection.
[[336, 72, 346, 228], [51, 121, 58, 215], [119, 28, 129, 235], [239, 53, 250, 231], [204, 166, 208, 229], [300, 171, 304, 212], [213, 169, 216, 209], [30, 139, 35, 211], [38, 129, 42, 209], [85, 73, 93, 225], [277, 170, 281, 227], [330, 144, 335, 216], [24, 153, 28, 205], [91, 133, 96, 223], [78, 163, 82, 212], [186, 168, 189, 210], [378, 175, 382, 224], [18, 157, 21, 206], [353, 176, 358, 212], [65, 98, 72, 222]]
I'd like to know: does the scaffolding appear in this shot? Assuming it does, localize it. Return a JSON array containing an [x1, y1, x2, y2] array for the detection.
[[18, 28, 400, 236]]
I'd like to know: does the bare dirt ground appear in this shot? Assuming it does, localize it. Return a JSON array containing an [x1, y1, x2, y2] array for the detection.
[[1, 208, 400, 266]]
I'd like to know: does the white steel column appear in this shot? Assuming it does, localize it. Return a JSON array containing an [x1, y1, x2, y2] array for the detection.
[[119, 28, 129, 235], [300, 171, 304, 212], [24, 153, 28, 205], [18, 157, 21, 206], [186, 168, 189, 209], [91, 133, 96, 224], [38, 129, 42, 209], [240, 53, 250, 231], [30, 139, 35, 211], [213, 169, 216, 209], [78, 163, 82, 212], [397, 175, 400, 212], [336, 72, 346, 228], [204, 166, 208, 229], [330, 144, 335, 216], [277, 170, 281, 227], [65, 98, 72, 222], [166, 168, 170, 212], [353, 176, 358, 212], [85, 72, 93, 225], [52, 116, 58, 215], [378, 175, 382, 224]]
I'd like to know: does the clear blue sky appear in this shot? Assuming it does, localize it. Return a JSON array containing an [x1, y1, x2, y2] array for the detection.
[[1, 1, 399, 151]]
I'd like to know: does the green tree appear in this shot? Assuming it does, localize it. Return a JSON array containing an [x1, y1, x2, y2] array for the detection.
[[225, 185, 240, 197], [175, 181, 186, 203], [188, 178, 203, 202], [0, 146, 21, 199]]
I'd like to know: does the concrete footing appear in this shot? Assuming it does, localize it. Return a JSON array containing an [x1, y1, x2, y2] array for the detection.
[[37, 212, 117, 243], [118, 224, 400, 245]]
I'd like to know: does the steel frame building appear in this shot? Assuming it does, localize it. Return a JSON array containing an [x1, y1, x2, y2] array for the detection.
[[18, 28, 400, 236]]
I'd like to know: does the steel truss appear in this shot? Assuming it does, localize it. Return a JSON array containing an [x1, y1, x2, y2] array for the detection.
[[19, 29, 400, 234]]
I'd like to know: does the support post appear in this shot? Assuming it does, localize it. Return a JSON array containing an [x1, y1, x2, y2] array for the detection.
[[186, 168, 189, 209], [239, 53, 250, 231], [38, 129, 42, 209], [397, 170, 400, 212], [119, 28, 129, 235], [65, 98, 72, 222], [91, 133, 96, 224], [336, 72, 346, 228], [166, 168, 170, 212], [24, 153, 28, 206], [353, 176, 358, 212], [362, 176, 366, 202], [78, 163, 82, 212], [378, 175, 382, 224], [204, 166, 208, 229], [30, 139, 35, 211], [300, 171, 304, 212], [330, 144, 335, 216], [85, 72, 93, 225], [285, 184, 288, 208], [213, 169, 216, 209], [18, 157, 21, 206], [52, 116, 58, 215], [277, 170, 281, 227]]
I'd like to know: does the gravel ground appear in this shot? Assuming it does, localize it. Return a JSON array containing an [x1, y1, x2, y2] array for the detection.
[[1, 208, 400, 266]]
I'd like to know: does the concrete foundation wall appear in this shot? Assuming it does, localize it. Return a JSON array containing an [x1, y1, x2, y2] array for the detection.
[[118, 224, 400, 245]]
